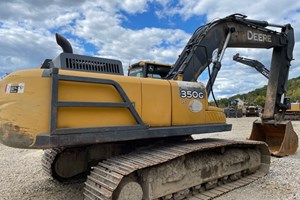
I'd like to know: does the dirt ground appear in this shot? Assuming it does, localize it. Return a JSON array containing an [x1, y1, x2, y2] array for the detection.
[[0, 117, 299, 200]]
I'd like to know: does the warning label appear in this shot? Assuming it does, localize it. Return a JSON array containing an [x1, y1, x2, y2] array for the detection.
[[5, 83, 25, 94]]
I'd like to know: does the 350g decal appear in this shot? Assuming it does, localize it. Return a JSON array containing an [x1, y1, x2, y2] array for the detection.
[[177, 81, 206, 100], [180, 89, 205, 99]]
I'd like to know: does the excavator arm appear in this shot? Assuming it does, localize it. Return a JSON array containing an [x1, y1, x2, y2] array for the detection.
[[166, 13, 297, 156], [166, 13, 294, 121], [233, 53, 270, 79]]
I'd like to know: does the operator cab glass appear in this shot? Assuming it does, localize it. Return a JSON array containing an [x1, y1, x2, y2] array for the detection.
[[128, 66, 143, 77], [146, 65, 170, 79], [128, 62, 172, 79]]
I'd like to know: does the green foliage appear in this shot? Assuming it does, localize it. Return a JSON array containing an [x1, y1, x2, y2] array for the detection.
[[286, 76, 300, 102], [254, 95, 266, 107], [210, 76, 300, 108]]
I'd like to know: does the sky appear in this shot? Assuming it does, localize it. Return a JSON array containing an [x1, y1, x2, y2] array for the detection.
[[0, 0, 300, 99]]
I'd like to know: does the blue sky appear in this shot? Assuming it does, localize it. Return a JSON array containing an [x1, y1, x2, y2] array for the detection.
[[0, 0, 300, 98], [120, 3, 205, 33]]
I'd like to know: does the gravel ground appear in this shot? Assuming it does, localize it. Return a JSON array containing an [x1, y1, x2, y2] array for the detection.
[[0, 117, 299, 200]]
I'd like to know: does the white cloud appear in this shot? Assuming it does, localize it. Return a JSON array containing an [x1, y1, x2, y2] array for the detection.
[[72, 5, 190, 65], [119, 0, 149, 14], [149, 1, 300, 98], [0, 24, 56, 70], [45, 12, 81, 29], [156, 0, 300, 22]]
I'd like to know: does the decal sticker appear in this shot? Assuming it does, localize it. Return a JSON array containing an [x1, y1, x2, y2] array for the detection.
[[177, 81, 206, 99], [5, 83, 25, 94], [247, 31, 272, 43], [180, 90, 204, 99], [189, 100, 203, 112]]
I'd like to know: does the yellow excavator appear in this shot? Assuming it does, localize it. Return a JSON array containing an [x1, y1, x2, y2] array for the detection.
[[285, 101, 300, 120], [0, 14, 298, 200]]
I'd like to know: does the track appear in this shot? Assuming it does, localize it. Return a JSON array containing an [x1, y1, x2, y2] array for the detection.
[[284, 113, 300, 121], [41, 148, 63, 180], [42, 147, 88, 183], [83, 138, 270, 200]]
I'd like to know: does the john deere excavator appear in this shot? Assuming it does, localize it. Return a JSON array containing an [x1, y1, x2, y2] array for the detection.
[[0, 14, 298, 200]]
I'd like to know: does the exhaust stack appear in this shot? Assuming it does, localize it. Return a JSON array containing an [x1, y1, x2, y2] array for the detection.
[[55, 33, 73, 54]]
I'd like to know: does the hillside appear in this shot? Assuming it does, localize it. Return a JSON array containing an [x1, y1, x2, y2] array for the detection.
[[212, 76, 300, 108]]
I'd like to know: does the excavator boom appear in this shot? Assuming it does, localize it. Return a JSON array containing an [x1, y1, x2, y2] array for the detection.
[[165, 13, 298, 156], [233, 53, 270, 79], [166, 14, 293, 116]]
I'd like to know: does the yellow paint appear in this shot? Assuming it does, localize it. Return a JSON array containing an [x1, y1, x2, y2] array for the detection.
[[140, 78, 171, 126], [58, 70, 143, 116], [56, 70, 142, 128], [57, 107, 136, 128], [0, 69, 51, 148], [170, 81, 207, 125], [289, 103, 300, 112], [205, 106, 226, 123], [0, 68, 226, 148]]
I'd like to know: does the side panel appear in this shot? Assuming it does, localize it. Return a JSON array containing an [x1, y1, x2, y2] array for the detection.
[[140, 78, 171, 126], [0, 69, 144, 148], [0, 70, 51, 148], [170, 81, 207, 125], [290, 103, 300, 111], [0, 69, 227, 149], [57, 70, 142, 128], [205, 106, 226, 124]]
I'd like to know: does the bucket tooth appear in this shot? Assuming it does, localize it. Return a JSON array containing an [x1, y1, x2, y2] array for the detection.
[[250, 119, 298, 157]]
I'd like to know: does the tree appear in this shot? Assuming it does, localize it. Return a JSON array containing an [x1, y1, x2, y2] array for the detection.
[[254, 95, 265, 107]]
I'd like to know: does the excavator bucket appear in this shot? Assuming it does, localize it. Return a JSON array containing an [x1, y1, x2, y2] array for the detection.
[[250, 119, 298, 157]]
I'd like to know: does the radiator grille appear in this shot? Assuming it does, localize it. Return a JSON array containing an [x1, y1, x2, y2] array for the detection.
[[65, 58, 121, 74], [51, 53, 123, 75]]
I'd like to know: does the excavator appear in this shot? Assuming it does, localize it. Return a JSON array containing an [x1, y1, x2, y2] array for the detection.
[[233, 54, 268, 117], [0, 14, 298, 200], [233, 53, 270, 79], [233, 54, 300, 120]]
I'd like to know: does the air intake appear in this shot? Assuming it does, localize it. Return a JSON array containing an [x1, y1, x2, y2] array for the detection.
[[50, 53, 124, 75]]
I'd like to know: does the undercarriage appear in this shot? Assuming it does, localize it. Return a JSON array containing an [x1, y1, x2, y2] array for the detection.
[[42, 138, 270, 200]]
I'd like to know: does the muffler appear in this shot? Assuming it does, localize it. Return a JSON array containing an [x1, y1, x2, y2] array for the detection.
[[250, 119, 298, 157]]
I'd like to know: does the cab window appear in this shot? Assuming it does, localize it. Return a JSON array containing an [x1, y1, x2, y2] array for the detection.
[[128, 67, 143, 77]]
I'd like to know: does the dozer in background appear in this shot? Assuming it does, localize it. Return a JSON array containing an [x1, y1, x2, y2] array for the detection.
[[224, 99, 243, 118], [0, 14, 298, 199], [245, 102, 260, 117]]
